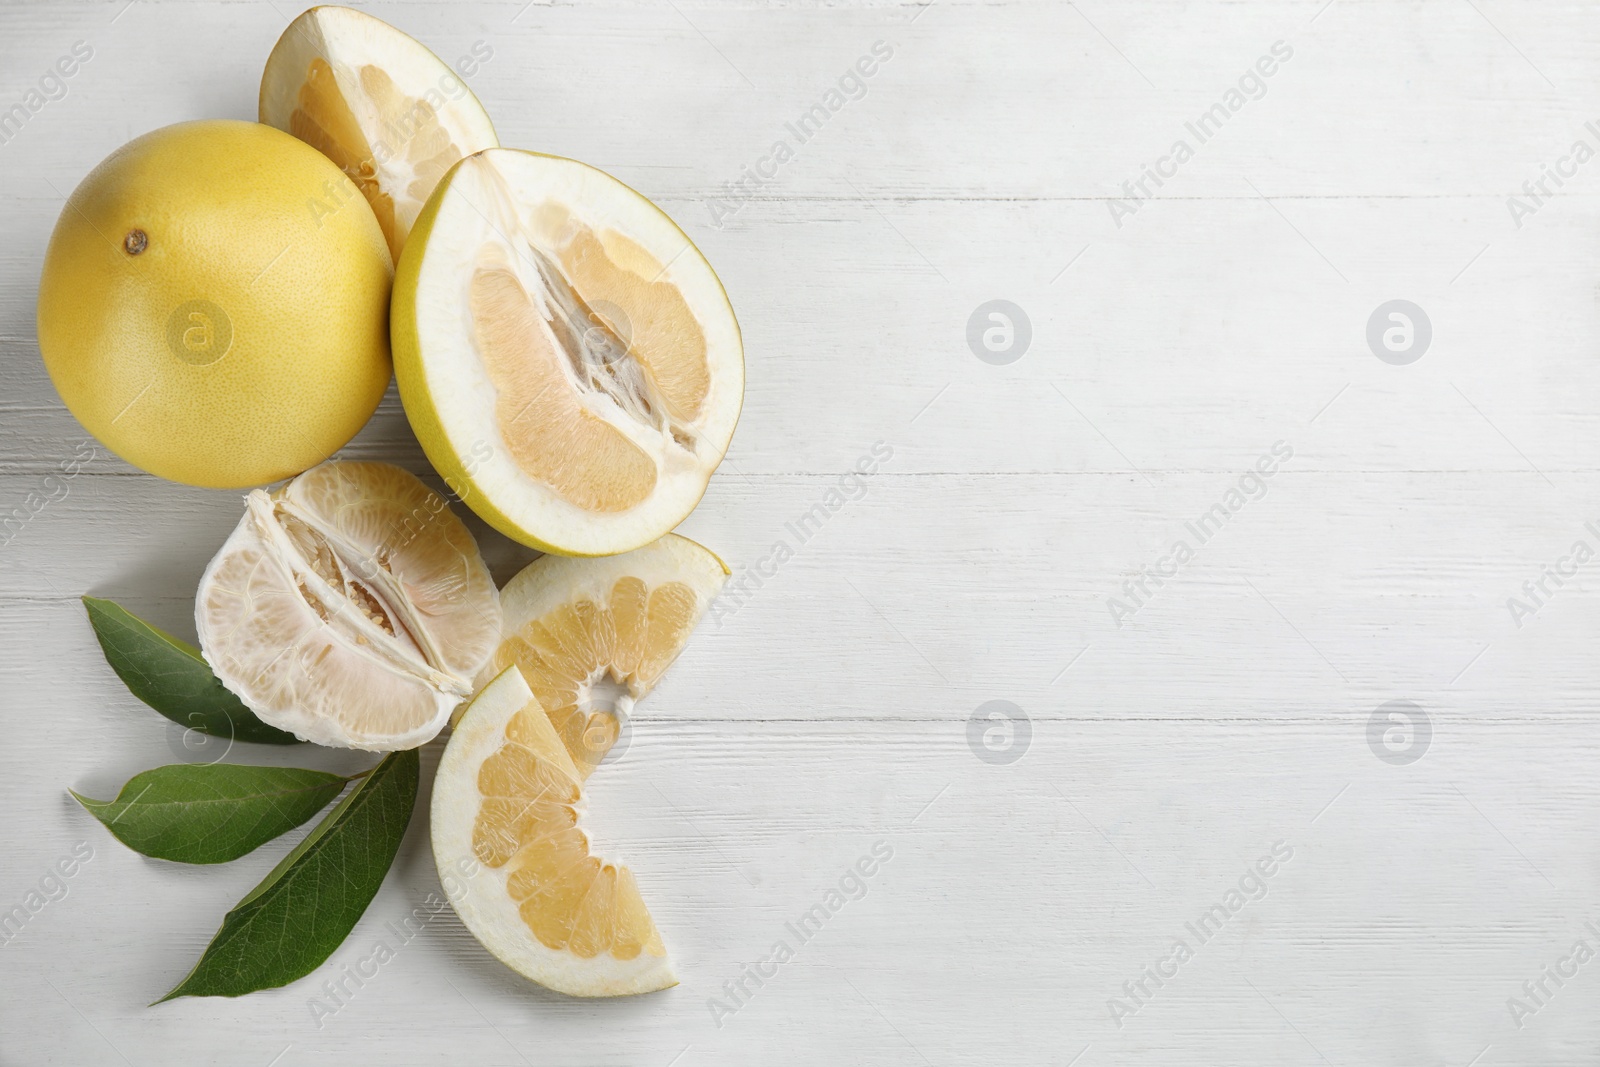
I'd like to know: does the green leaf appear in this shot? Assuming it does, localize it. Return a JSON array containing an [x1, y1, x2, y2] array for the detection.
[[71, 764, 351, 864], [157, 749, 420, 1001], [82, 596, 298, 745]]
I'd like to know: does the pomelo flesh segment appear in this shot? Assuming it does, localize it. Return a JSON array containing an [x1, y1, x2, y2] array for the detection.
[[196, 461, 502, 751]]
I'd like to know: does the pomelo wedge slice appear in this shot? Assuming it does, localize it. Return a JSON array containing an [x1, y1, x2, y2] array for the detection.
[[393, 148, 744, 556], [475, 533, 728, 776], [433, 664, 674, 997], [259, 5, 498, 261], [196, 461, 502, 750]]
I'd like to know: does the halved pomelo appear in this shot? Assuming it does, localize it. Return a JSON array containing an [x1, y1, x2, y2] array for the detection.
[[475, 533, 728, 776], [433, 664, 675, 997], [259, 5, 498, 261], [196, 461, 502, 750], [392, 148, 744, 556]]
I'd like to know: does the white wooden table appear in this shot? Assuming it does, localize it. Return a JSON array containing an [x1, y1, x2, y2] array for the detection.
[[4, 0, 1600, 1063]]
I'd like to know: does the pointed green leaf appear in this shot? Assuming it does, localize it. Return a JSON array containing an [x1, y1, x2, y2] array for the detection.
[[72, 764, 350, 864], [82, 596, 299, 745], [157, 749, 420, 1001]]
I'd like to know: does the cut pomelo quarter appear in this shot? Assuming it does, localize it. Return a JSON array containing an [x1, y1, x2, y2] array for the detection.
[[393, 148, 744, 556], [475, 534, 728, 776], [433, 664, 675, 997], [197, 461, 502, 750], [259, 5, 498, 261]]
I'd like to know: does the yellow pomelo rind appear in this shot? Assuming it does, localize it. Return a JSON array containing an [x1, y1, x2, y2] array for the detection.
[[36, 119, 391, 489]]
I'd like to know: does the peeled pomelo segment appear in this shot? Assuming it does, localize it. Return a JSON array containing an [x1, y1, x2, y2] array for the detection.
[[259, 5, 498, 260], [393, 148, 744, 556], [476, 534, 729, 776], [196, 461, 502, 751], [432, 665, 674, 997], [280, 461, 501, 681]]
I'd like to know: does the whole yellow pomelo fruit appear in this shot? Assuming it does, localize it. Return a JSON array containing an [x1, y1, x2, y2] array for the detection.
[[37, 119, 392, 489]]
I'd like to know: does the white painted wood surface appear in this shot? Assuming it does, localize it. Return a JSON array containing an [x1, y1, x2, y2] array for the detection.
[[4, 0, 1600, 1063]]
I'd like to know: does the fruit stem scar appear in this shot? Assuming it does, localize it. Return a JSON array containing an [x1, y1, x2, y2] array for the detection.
[[123, 229, 148, 255]]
